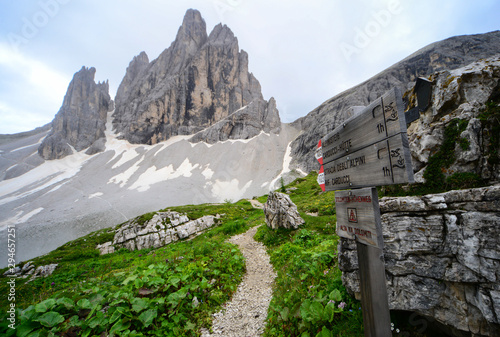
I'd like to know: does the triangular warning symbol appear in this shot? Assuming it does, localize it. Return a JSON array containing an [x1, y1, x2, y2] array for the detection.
[[348, 208, 357, 223]]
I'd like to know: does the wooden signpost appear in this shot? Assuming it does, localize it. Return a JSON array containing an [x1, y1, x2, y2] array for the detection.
[[316, 87, 414, 192], [316, 87, 414, 337]]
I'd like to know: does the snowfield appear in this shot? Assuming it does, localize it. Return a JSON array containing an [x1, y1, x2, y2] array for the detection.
[[0, 117, 301, 267]]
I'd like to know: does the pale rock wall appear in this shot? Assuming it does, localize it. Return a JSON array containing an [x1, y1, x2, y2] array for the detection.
[[339, 185, 500, 337]]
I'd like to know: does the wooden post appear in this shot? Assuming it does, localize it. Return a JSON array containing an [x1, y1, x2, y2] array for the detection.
[[356, 187, 391, 337], [357, 243, 391, 336]]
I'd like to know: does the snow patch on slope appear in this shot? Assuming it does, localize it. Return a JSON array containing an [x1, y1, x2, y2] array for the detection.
[[127, 158, 200, 192], [0, 151, 92, 206]]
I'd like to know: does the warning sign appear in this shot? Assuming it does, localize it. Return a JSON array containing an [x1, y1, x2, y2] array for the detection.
[[347, 208, 358, 223], [335, 187, 383, 249]]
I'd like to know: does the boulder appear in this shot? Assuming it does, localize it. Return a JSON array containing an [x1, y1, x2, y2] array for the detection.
[[263, 191, 304, 229], [98, 211, 222, 254]]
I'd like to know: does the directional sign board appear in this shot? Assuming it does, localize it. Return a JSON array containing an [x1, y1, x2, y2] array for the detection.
[[335, 187, 383, 249], [323, 133, 413, 190], [319, 88, 414, 191]]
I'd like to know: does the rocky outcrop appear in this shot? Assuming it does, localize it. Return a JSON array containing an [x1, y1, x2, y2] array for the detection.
[[96, 211, 223, 254], [339, 185, 500, 337], [112, 9, 280, 145], [38, 66, 113, 160], [3, 261, 58, 281], [264, 191, 304, 229], [407, 56, 500, 184], [291, 31, 500, 173]]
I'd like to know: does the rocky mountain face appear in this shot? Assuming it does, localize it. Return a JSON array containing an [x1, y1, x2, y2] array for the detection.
[[38, 66, 113, 160], [112, 9, 280, 145], [291, 31, 500, 173]]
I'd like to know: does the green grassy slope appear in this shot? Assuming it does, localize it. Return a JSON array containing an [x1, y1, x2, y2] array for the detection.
[[1, 172, 432, 336]]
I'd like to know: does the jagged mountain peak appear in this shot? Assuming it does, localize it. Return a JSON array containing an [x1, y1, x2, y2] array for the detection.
[[38, 66, 113, 160], [112, 9, 280, 145], [174, 8, 208, 51], [209, 23, 238, 46]]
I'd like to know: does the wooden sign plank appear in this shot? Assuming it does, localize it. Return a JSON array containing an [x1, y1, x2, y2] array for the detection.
[[321, 87, 407, 165], [335, 187, 383, 249], [323, 132, 414, 191]]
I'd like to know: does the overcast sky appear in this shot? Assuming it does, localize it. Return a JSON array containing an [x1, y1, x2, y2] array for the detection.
[[1, 0, 499, 134]]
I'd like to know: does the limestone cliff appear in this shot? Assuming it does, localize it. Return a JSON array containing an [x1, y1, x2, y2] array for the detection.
[[38, 66, 113, 160], [339, 185, 500, 337], [112, 9, 280, 145]]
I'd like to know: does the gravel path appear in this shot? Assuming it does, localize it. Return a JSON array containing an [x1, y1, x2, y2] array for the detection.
[[200, 225, 276, 336]]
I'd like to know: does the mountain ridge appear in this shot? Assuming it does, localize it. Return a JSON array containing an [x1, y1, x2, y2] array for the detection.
[[290, 30, 500, 172]]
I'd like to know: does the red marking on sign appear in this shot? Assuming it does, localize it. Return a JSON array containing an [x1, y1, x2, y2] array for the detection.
[[316, 139, 323, 165], [317, 165, 325, 192], [348, 208, 358, 223]]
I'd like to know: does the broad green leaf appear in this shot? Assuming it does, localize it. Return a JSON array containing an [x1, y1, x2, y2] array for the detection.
[[300, 300, 312, 322], [87, 311, 108, 329], [16, 322, 38, 337], [110, 319, 131, 334], [35, 311, 65, 328], [56, 297, 74, 310], [316, 326, 332, 337], [89, 293, 104, 305], [109, 309, 122, 324], [138, 309, 157, 328], [122, 275, 137, 285], [301, 332, 311, 337], [77, 298, 92, 309], [20, 306, 37, 321], [310, 301, 324, 323], [329, 289, 342, 302], [68, 315, 80, 327], [117, 306, 132, 318], [324, 303, 335, 322], [81, 329, 92, 337], [291, 301, 302, 318], [185, 321, 196, 331], [280, 307, 290, 321], [169, 277, 180, 287], [35, 299, 56, 313], [147, 276, 164, 287], [134, 278, 144, 288], [26, 330, 44, 337], [131, 298, 149, 313]]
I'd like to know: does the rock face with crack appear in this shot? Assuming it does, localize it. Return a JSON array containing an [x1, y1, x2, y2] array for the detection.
[[38, 66, 113, 160], [339, 185, 500, 337], [263, 191, 304, 229], [112, 9, 280, 145]]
